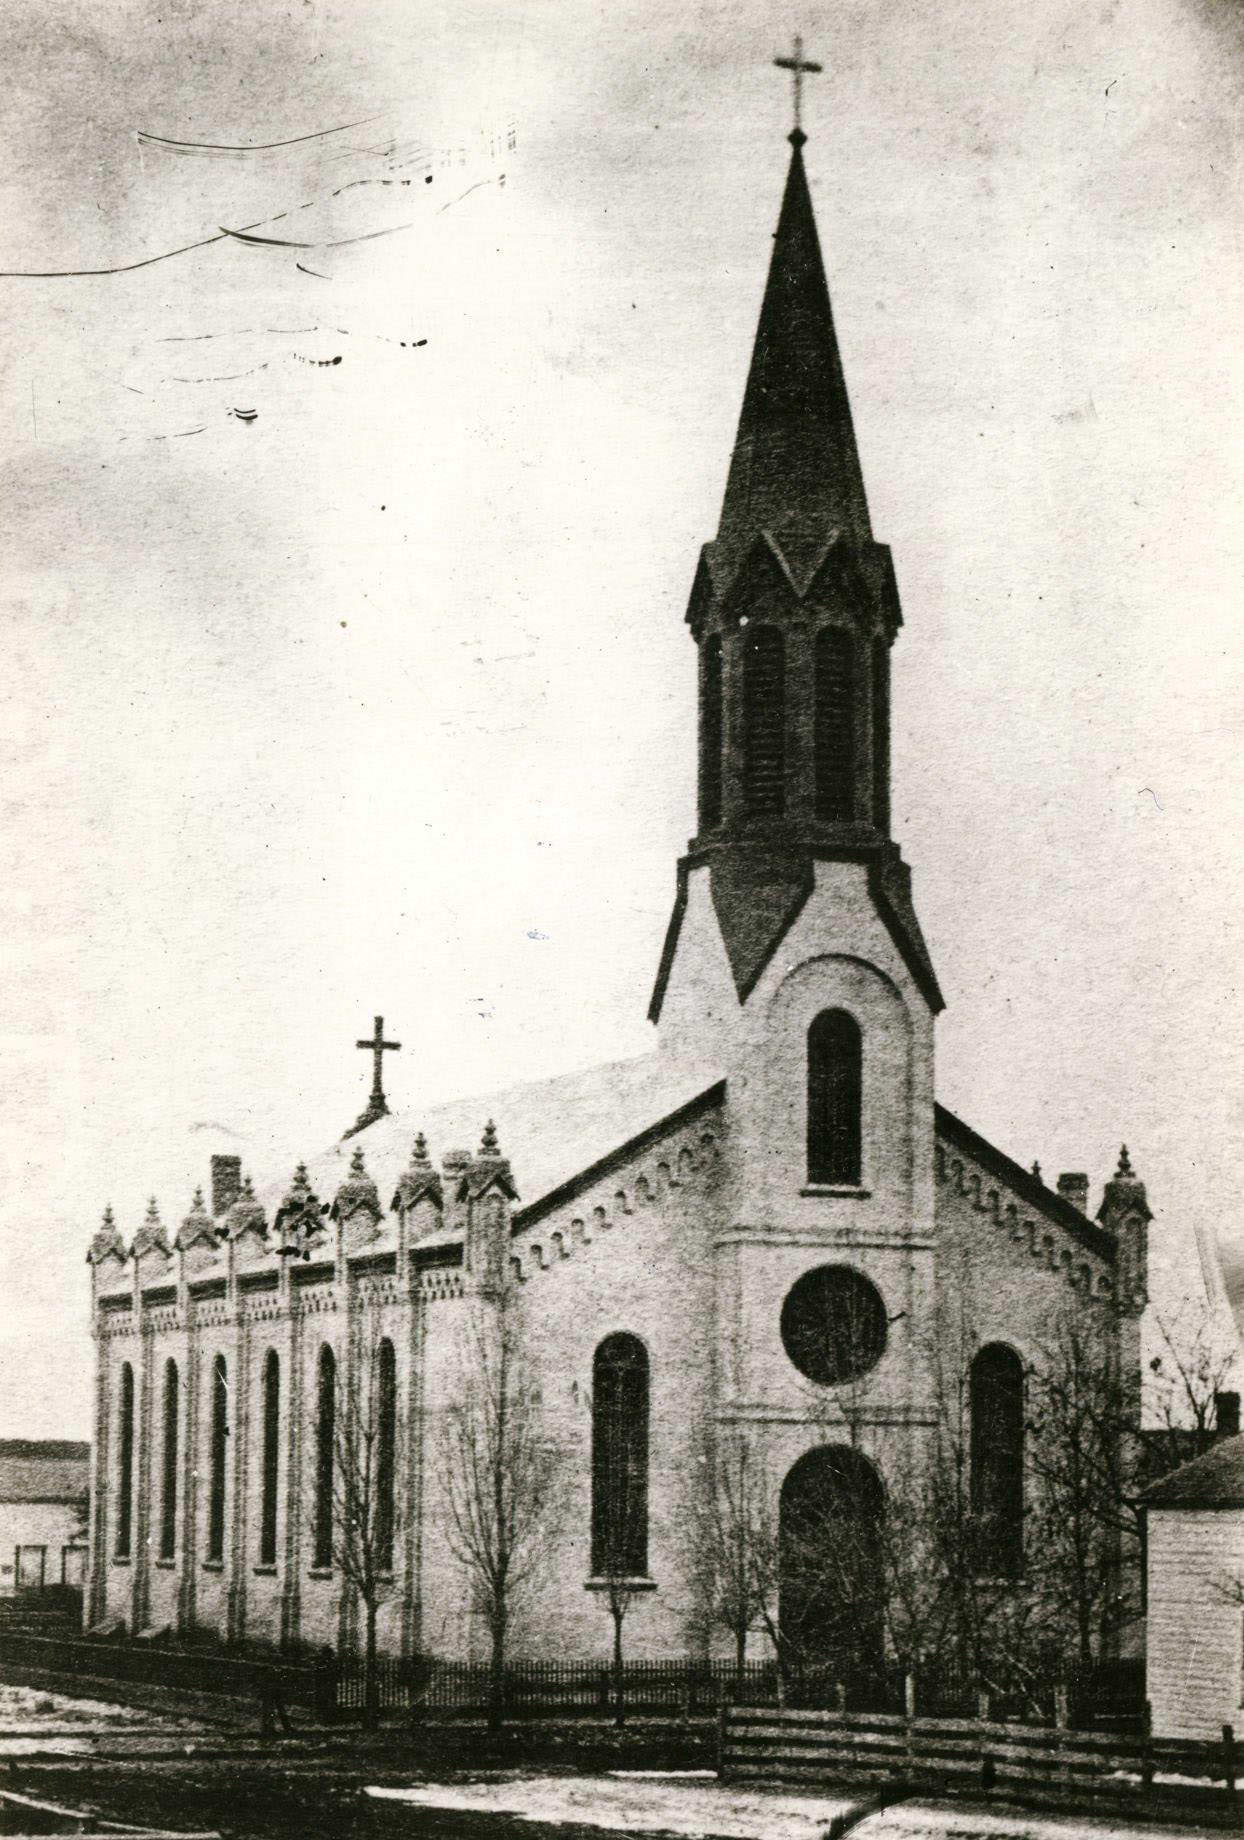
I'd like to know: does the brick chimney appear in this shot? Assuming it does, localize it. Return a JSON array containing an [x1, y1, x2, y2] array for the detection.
[[210, 1154, 242, 1218], [1057, 1172, 1089, 1214]]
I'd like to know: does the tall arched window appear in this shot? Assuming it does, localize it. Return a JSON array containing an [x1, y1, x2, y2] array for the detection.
[[741, 625, 786, 815], [259, 1350, 280, 1567], [207, 1354, 228, 1564], [700, 634, 724, 830], [871, 639, 890, 833], [375, 1338, 397, 1573], [159, 1359, 179, 1561], [591, 1334, 649, 1578], [814, 628, 855, 822], [115, 1363, 134, 1559], [313, 1345, 336, 1569], [807, 1010, 863, 1185], [970, 1343, 1025, 1576]]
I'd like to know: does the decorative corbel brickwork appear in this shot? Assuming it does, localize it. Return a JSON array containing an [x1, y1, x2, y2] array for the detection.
[[510, 1123, 721, 1284], [935, 1137, 1115, 1305]]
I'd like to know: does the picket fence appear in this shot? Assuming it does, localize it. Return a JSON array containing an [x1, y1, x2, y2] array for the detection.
[[338, 1656, 774, 1718], [0, 1627, 765, 1722], [721, 1703, 1244, 1825], [0, 1626, 327, 1712]]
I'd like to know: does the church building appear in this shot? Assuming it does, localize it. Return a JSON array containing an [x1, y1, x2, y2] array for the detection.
[[84, 93, 1233, 1679]]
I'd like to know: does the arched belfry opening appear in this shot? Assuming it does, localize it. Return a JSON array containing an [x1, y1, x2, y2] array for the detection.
[[741, 625, 787, 816], [779, 1445, 885, 1681], [699, 633, 724, 830], [814, 626, 856, 822]]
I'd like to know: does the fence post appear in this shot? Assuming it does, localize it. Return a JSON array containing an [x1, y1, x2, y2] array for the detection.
[[1223, 1723, 1237, 1813], [1141, 1699, 1154, 1794], [717, 1696, 729, 1780], [978, 1692, 995, 1794], [1054, 1683, 1070, 1794], [904, 1672, 917, 1787], [314, 1646, 339, 1723], [834, 1680, 846, 1714]]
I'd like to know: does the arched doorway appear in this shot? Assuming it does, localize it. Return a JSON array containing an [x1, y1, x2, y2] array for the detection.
[[780, 1446, 885, 1684]]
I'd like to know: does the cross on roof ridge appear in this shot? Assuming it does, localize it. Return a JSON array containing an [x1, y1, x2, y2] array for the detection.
[[344, 1013, 402, 1140]]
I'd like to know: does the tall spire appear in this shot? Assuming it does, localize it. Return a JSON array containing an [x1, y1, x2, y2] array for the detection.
[[712, 135, 871, 587], [649, 92, 942, 1027]]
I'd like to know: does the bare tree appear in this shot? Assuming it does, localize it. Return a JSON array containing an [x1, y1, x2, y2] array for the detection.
[[785, 1383, 988, 1709], [912, 1384, 1056, 1717], [875, 1399, 972, 1687], [583, 1334, 653, 1727], [598, 1560, 639, 1724], [438, 1284, 562, 1728], [1145, 1304, 1240, 1479], [738, 1474, 787, 1700], [320, 1302, 401, 1727], [1026, 1299, 1237, 1677], [589, 1421, 646, 1726], [1025, 1314, 1137, 1673], [687, 1436, 782, 1693], [683, 1282, 1230, 1719], [794, 1314, 1060, 1716]]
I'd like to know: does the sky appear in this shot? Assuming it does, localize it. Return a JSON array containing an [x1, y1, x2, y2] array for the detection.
[[1, 0, 1242, 1437]]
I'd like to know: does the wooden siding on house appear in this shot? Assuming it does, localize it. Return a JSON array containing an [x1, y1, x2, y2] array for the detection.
[[1147, 1508, 1244, 1738]]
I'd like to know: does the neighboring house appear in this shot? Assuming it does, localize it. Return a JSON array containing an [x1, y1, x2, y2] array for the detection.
[[1144, 1435, 1244, 1738], [0, 1439, 90, 1597]]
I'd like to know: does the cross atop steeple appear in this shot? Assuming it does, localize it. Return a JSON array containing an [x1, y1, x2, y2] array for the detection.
[[774, 35, 822, 142]]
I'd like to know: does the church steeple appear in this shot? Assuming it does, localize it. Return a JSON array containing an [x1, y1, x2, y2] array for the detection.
[[650, 101, 942, 1023], [713, 133, 872, 586]]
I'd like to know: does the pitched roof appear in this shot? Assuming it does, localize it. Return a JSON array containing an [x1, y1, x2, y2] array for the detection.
[[258, 1051, 725, 1232], [711, 135, 872, 588], [0, 1440, 89, 1504], [1142, 1434, 1244, 1508]]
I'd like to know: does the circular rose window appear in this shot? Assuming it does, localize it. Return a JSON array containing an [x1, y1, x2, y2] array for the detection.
[[780, 1265, 887, 1386]]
